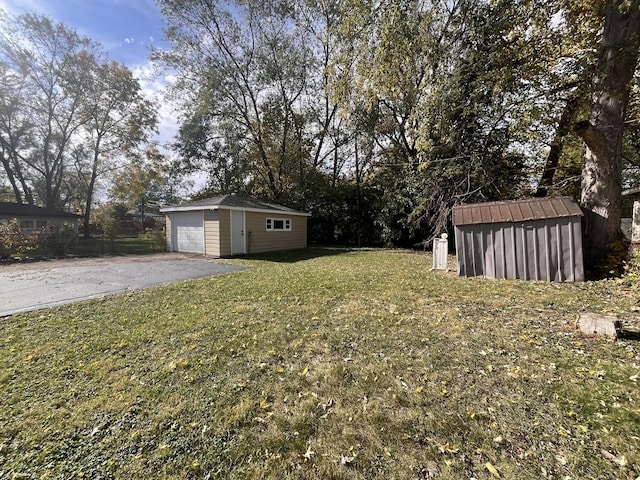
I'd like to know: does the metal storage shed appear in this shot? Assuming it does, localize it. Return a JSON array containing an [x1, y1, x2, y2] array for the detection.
[[452, 197, 584, 282]]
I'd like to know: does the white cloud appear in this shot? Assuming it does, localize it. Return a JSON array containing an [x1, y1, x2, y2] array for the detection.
[[124, 37, 134, 44]]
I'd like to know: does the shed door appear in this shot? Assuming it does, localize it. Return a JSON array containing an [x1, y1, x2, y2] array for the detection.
[[172, 212, 204, 254], [231, 210, 245, 255]]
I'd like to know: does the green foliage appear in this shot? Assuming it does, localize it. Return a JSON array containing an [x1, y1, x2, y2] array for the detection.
[[1, 250, 639, 478], [0, 219, 38, 259], [91, 204, 119, 244], [0, 12, 100, 210], [623, 249, 640, 281], [110, 148, 174, 215], [158, 0, 324, 204], [305, 176, 382, 246], [145, 229, 167, 252], [0, 11, 158, 218], [157, 0, 637, 250], [40, 222, 78, 257], [331, 0, 590, 244]]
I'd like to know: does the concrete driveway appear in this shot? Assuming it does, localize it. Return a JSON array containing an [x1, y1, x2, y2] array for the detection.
[[0, 254, 246, 317]]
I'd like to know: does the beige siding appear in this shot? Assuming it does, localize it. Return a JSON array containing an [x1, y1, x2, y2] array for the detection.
[[245, 211, 307, 254], [165, 208, 307, 257], [218, 209, 231, 257], [204, 210, 221, 257], [165, 215, 172, 251]]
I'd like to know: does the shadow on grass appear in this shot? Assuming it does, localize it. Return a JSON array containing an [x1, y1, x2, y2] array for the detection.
[[241, 246, 355, 263], [620, 329, 640, 341]]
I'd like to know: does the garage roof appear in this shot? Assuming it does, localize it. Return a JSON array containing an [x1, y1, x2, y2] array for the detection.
[[452, 196, 583, 226], [160, 194, 311, 216]]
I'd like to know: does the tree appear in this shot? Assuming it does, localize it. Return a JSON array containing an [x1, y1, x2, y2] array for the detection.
[[157, 0, 303, 200], [622, 76, 640, 184], [153, 0, 639, 250], [73, 60, 157, 237], [110, 148, 175, 223], [332, 0, 556, 243], [156, 0, 345, 213], [574, 0, 640, 268], [0, 12, 101, 209], [0, 61, 35, 204]]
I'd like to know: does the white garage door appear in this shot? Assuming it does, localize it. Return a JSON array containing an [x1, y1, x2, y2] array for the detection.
[[172, 212, 204, 254]]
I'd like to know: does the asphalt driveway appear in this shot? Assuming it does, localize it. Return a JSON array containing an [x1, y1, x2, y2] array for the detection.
[[0, 254, 246, 317]]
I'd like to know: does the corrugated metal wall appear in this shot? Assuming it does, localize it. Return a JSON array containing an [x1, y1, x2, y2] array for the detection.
[[454, 217, 584, 282]]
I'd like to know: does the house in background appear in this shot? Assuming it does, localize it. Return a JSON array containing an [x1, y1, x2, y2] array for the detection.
[[622, 187, 640, 252], [0, 202, 79, 232], [160, 195, 310, 257], [453, 196, 584, 282]]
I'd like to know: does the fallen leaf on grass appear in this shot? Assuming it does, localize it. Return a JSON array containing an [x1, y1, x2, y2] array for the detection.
[[437, 442, 459, 454], [303, 446, 315, 461], [340, 454, 356, 465], [600, 449, 627, 467], [485, 462, 501, 478]]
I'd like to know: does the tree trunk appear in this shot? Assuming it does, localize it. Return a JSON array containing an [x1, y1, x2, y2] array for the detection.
[[0, 153, 23, 203], [535, 95, 578, 197], [575, 0, 640, 266]]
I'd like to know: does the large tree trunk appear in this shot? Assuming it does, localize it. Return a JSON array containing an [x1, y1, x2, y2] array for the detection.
[[0, 153, 23, 203], [575, 0, 640, 267]]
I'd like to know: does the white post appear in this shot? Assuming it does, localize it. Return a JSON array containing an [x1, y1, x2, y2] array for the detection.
[[431, 234, 449, 271]]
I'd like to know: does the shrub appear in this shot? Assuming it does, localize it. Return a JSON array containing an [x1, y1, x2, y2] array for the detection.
[[0, 219, 39, 259], [91, 204, 119, 245], [623, 249, 640, 282], [146, 228, 167, 252], [41, 222, 78, 257]]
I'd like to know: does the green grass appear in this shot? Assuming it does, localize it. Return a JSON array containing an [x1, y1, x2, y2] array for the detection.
[[1, 249, 639, 479]]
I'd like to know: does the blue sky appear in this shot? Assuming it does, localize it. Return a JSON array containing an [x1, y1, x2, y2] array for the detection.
[[0, 0, 183, 163], [0, 0, 167, 66], [0, 0, 206, 190]]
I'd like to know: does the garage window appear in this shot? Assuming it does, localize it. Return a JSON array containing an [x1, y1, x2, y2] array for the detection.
[[266, 217, 291, 231]]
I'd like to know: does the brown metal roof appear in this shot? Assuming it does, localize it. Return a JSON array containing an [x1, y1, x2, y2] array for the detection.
[[452, 197, 583, 226]]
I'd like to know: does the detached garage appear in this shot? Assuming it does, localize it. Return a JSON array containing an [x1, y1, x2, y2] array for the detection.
[[160, 195, 310, 257]]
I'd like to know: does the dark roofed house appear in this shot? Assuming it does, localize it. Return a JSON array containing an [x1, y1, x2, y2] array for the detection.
[[0, 202, 79, 232], [160, 195, 310, 257], [452, 196, 584, 282]]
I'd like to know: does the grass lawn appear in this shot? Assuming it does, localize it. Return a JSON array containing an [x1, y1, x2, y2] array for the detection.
[[1, 249, 639, 479]]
